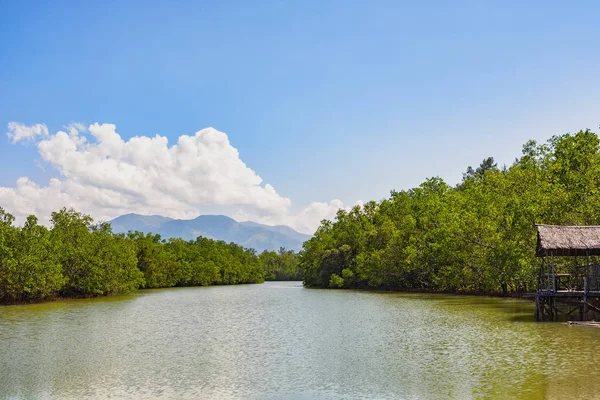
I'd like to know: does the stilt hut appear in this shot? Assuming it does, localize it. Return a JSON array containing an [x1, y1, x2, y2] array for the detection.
[[535, 224, 600, 321]]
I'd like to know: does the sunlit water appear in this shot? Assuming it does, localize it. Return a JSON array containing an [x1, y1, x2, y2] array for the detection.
[[1, 282, 600, 399]]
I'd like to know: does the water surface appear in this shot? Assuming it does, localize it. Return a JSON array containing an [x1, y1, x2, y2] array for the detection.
[[1, 282, 599, 399]]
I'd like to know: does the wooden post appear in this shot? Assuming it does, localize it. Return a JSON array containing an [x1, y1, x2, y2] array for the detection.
[[550, 252, 555, 292], [584, 277, 589, 321]]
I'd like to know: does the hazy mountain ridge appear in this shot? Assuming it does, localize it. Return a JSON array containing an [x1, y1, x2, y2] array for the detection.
[[108, 213, 311, 252]]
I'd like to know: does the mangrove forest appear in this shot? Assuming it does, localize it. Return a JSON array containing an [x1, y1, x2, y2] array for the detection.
[[0, 208, 301, 304], [301, 129, 600, 295]]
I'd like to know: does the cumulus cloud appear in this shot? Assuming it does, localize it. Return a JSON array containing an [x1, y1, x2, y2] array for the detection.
[[234, 199, 364, 234], [7, 122, 49, 143], [0, 122, 353, 234], [293, 199, 365, 233]]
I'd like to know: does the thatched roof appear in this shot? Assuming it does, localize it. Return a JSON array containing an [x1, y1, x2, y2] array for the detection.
[[536, 224, 600, 257]]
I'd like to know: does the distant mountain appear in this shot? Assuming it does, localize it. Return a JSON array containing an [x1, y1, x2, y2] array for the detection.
[[108, 213, 311, 252]]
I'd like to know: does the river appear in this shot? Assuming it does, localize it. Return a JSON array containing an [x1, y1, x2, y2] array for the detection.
[[1, 281, 600, 399]]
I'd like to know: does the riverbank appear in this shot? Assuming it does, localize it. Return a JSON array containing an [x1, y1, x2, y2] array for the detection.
[[300, 130, 600, 300], [0, 281, 270, 306], [1, 208, 305, 305], [309, 284, 532, 299]]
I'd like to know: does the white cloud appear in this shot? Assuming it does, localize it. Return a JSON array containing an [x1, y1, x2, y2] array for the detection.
[[65, 122, 87, 137], [292, 199, 364, 233], [7, 122, 49, 143], [0, 122, 353, 234], [234, 199, 364, 234]]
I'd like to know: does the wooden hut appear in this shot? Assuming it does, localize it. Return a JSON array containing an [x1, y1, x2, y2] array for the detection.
[[535, 224, 600, 321]]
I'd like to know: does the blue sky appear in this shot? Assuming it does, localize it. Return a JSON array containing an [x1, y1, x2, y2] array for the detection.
[[0, 0, 599, 231]]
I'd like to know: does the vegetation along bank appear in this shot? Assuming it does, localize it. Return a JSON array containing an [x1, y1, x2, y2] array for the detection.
[[0, 208, 301, 304], [3, 129, 599, 303], [300, 130, 600, 295]]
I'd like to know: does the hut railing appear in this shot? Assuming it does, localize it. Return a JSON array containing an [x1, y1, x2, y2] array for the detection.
[[537, 264, 600, 293]]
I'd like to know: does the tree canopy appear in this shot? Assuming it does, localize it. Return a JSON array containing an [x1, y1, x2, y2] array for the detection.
[[301, 130, 600, 295], [0, 208, 300, 304]]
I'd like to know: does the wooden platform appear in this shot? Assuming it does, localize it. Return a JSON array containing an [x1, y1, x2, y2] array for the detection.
[[535, 289, 600, 321], [567, 321, 600, 327], [538, 290, 600, 297]]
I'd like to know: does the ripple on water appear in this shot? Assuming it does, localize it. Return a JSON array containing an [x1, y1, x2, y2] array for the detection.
[[1, 282, 600, 399]]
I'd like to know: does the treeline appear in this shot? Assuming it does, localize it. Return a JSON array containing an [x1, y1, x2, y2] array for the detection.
[[260, 247, 303, 281], [0, 208, 300, 304], [301, 129, 600, 295]]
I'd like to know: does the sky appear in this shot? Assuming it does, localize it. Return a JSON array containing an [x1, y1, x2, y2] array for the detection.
[[0, 0, 599, 234]]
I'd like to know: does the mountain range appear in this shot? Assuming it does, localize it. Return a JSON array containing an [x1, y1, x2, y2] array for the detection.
[[108, 213, 311, 252]]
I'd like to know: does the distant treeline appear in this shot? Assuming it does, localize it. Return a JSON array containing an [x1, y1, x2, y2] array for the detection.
[[301, 130, 600, 295], [0, 208, 301, 304]]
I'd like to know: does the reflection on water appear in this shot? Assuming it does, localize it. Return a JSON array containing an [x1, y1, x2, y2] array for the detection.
[[1, 282, 600, 399]]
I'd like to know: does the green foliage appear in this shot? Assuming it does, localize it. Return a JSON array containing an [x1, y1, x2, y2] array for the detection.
[[47, 208, 143, 297], [301, 129, 600, 295], [341, 268, 354, 279], [259, 247, 302, 280], [90, 224, 144, 295], [0, 208, 269, 304], [329, 274, 344, 288], [129, 232, 179, 288], [0, 212, 64, 303]]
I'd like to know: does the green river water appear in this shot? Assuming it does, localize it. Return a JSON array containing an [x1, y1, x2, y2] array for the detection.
[[1, 281, 599, 399]]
